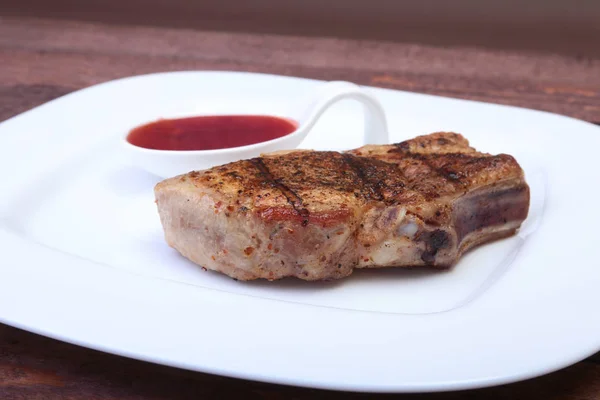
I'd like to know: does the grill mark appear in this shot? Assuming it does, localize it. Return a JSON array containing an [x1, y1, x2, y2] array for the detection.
[[341, 154, 385, 201], [250, 158, 310, 226], [392, 143, 465, 184], [419, 155, 463, 183]]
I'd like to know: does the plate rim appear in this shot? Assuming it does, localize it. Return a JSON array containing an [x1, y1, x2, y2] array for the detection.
[[1, 70, 600, 393]]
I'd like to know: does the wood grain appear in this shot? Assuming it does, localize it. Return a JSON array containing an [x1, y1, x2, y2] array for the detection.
[[0, 15, 599, 399], [0, 17, 599, 122], [1, 325, 600, 400], [3, 0, 600, 57]]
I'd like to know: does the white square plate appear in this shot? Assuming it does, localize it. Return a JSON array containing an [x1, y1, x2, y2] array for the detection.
[[0, 71, 599, 393]]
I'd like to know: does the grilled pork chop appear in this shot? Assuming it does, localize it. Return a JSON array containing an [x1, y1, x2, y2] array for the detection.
[[155, 132, 530, 281]]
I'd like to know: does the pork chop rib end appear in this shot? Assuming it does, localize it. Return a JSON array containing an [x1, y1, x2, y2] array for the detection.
[[155, 132, 530, 281]]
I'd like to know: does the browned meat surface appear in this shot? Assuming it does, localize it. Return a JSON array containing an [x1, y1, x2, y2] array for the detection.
[[154, 132, 530, 281]]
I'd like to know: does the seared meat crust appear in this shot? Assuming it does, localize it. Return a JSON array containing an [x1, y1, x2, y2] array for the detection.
[[155, 132, 530, 281]]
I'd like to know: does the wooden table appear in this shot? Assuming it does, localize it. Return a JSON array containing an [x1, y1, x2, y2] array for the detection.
[[1, 16, 599, 399]]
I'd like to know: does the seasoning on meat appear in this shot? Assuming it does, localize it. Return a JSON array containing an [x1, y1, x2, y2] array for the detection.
[[154, 132, 530, 281]]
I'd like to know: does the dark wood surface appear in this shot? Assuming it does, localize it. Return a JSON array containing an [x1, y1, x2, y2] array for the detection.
[[4, 0, 600, 58], [0, 16, 599, 399]]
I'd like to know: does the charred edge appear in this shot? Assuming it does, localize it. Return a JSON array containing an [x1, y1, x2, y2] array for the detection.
[[402, 151, 466, 184], [390, 141, 411, 152], [420, 229, 451, 265], [413, 153, 463, 183], [390, 135, 457, 151], [341, 154, 385, 201], [250, 158, 310, 226]]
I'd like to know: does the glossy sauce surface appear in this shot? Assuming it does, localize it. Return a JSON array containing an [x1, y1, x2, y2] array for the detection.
[[127, 115, 298, 151]]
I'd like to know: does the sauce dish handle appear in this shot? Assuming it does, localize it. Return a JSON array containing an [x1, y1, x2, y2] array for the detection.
[[294, 81, 389, 145]]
